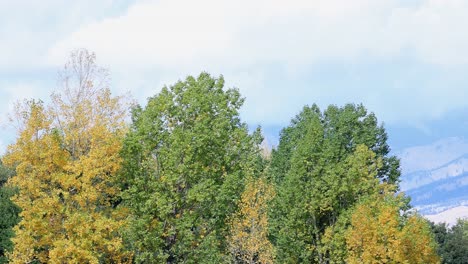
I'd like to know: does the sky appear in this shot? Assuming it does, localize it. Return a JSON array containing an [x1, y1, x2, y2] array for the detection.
[[1, 0, 468, 153]]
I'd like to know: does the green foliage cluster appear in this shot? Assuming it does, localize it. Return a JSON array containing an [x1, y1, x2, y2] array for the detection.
[[0, 51, 446, 263], [268, 104, 402, 263], [120, 73, 263, 263], [431, 219, 468, 263], [0, 161, 20, 264]]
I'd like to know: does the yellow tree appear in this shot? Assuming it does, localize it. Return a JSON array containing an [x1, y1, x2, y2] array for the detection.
[[346, 192, 440, 264], [227, 174, 275, 264], [399, 215, 441, 263], [4, 49, 131, 263]]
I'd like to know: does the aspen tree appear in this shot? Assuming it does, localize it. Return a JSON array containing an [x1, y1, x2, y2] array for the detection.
[[4, 49, 131, 263]]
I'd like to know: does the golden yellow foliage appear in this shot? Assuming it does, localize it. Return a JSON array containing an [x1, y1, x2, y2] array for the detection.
[[399, 215, 441, 264], [346, 193, 440, 264], [227, 175, 275, 264], [4, 50, 131, 263]]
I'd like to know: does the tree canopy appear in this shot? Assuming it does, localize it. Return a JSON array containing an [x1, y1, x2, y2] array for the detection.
[[0, 160, 20, 264], [0, 50, 443, 263], [346, 192, 439, 263], [269, 104, 414, 263], [431, 219, 468, 263], [120, 73, 263, 263], [3, 50, 131, 263]]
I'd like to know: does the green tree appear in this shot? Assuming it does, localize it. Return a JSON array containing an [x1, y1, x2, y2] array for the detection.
[[270, 104, 399, 185], [0, 160, 20, 264], [431, 219, 468, 263], [269, 104, 401, 263], [120, 73, 262, 263]]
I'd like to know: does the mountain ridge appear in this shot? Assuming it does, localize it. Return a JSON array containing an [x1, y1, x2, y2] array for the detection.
[[397, 136, 468, 223]]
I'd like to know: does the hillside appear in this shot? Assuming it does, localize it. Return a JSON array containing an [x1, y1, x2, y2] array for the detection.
[[397, 137, 468, 224]]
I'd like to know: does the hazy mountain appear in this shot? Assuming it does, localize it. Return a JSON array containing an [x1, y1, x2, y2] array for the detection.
[[425, 206, 468, 226], [400, 154, 468, 191], [397, 137, 468, 176], [397, 137, 468, 224], [405, 172, 468, 214]]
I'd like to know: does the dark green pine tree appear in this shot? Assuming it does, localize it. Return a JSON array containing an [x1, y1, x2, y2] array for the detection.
[[120, 73, 263, 263], [0, 159, 20, 264], [269, 104, 402, 263]]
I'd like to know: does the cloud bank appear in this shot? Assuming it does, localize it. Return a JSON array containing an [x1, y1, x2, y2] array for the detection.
[[47, 0, 468, 68], [1, 0, 468, 131], [42, 0, 468, 125]]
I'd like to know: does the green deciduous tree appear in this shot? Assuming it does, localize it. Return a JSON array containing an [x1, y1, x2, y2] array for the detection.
[[431, 219, 468, 264], [269, 104, 401, 263], [0, 160, 20, 264], [120, 73, 262, 263], [270, 104, 399, 185]]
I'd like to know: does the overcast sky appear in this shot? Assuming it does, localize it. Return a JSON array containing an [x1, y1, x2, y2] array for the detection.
[[1, 0, 467, 152]]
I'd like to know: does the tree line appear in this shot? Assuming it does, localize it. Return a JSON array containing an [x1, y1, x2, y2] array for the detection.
[[0, 49, 464, 263]]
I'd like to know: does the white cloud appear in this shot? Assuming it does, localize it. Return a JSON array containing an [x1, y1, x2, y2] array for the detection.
[[46, 0, 392, 68], [42, 0, 468, 126], [0, 82, 52, 139], [47, 0, 468, 68], [402, 0, 468, 66], [0, 139, 5, 156], [0, 0, 132, 71], [0, 0, 463, 129]]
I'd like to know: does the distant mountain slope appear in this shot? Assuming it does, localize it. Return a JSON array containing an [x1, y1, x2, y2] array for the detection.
[[405, 172, 468, 214], [425, 206, 468, 226], [397, 137, 468, 223], [400, 154, 468, 191], [397, 137, 468, 175]]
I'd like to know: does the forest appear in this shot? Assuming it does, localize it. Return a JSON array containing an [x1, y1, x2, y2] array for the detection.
[[0, 49, 466, 263]]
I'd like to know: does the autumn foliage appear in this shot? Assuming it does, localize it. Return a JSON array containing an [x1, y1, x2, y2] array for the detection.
[[3, 50, 131, 263], [227, 175, 275, 264], [346, 192, 440, 264], [0, 50, 441, 263]]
